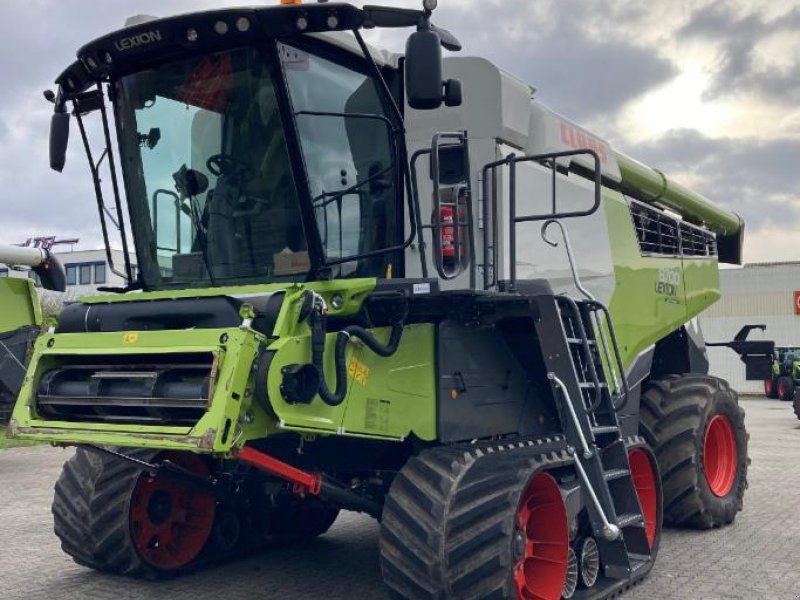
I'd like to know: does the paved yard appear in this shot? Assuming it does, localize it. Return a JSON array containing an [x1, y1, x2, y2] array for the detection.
[[1, 397, 798, 600]]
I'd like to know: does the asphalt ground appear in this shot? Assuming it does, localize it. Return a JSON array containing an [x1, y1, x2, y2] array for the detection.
[[1, 397, 798, 600]]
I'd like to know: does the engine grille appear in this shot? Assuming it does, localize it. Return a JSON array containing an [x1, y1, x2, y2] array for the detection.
[[35, 353, 216, 426], [629, 198, 717, 258]]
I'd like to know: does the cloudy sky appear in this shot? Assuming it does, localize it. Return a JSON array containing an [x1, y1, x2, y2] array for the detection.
[[0, 0, 797, 263]]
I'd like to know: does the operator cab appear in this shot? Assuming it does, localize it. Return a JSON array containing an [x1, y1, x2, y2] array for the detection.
[[47, 3, 461, 291]]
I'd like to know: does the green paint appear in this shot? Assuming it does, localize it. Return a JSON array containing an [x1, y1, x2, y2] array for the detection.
[[0, 278, 41, 332], [267, 323, 436, 441], [10, 278, 438, 451], [603, 189, 719, 369], [10, 327, 261, 452]]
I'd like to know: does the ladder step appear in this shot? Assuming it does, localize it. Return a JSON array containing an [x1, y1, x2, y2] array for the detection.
[[628, 553, 651, 575], [604, 468, 630, 482], [566, 337, 596, 346], [579, 382, 608, 389], [591, 425, 619, 436], [616, 513, 644, 528]]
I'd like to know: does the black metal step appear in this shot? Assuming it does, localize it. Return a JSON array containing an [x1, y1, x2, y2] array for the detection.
[[604, 468, 630, 482], [591, 425, 619, 436], [566, 337, 596, 346], [616, 513, 644, 528], [628, 553, 651, 575]]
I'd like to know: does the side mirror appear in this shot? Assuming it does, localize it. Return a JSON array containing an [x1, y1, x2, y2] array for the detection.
[[405, 29, 443, 110], [443, 79, 462, 107], [34, 254, 67, 292], [49, 111, 70, 172]]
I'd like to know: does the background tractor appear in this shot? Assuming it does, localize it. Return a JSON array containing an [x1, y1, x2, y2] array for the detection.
[[0, 243, 64, 423], [764, 346, 800, 401], [7, 2, 764, 598], [758, 342, 800, 420]]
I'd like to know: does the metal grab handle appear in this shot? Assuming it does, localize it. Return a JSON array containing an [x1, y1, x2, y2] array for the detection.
[[589, 301, 630, 411], [549, 373, 619, 542], [541, 219, 592, 300], [549, 373, 592, 459]]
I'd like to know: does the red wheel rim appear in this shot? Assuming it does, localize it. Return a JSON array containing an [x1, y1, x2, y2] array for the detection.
[[703, 415, 738, 497], [129, 451, 216, 571], [764, 379, 772, 395], [513, 472, 569, 600], [628, 448, 658, 549], [778, 381, 785, 397]]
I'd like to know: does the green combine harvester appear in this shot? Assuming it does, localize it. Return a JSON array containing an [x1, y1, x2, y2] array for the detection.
[[7, 2, 765, 598]]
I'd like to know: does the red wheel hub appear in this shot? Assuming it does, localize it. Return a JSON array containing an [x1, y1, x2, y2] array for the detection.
[[628, 448, 658, 549], [703, 415, 738, 497], [764, 379, 772, 395], [513, 472, 569, 600], [778, 381, 785, 397], [129, 451, 216, 571]]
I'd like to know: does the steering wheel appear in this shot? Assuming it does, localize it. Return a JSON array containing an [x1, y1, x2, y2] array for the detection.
[[206, 153, 256, 183]]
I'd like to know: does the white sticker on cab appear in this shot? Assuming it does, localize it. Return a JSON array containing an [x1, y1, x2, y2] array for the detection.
[[412, 283, 431, 295]]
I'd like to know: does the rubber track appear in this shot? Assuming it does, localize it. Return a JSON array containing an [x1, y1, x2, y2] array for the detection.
[[53, 448, 340, 578], [380, 436, 578, 600], [638, 374, 748, 529], [52, 447, 159, 577]]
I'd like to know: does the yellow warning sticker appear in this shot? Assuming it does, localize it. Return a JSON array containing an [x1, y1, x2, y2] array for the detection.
[[348, 357, 370, 386], [122, 332, 139, 344]]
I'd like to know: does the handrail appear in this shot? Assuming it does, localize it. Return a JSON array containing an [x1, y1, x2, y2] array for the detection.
[[481, 148, 602, 290]]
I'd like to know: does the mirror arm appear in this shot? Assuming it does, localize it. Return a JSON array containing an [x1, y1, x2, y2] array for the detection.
[[74, 109, 126, 283], [96, 83, 134, 284]]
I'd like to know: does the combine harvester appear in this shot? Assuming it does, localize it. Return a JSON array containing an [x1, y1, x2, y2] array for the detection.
[[8, 2, 766, 598], [0, 244, 64, 422]]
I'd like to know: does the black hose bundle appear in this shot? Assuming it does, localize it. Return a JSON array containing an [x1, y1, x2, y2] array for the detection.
[[309, 297, 405, 407]]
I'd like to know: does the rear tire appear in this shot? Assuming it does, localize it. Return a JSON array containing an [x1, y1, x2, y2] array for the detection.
[[777, 376, 795, 401], [639, 374, 748, 529], [764, 378, 778, 399], [52, 448, 216, 577], [793, 394, 800, 421]]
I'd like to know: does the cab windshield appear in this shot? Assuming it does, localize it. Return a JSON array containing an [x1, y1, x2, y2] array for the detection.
[[116, 45, 308, 288], [115, 42, 398, 290]]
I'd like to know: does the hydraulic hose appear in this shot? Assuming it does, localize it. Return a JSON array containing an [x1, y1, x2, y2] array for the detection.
[[309, 296, 405, 407]]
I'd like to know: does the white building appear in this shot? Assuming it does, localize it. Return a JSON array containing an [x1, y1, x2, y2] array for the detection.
[[698, 262, 800, 394], [0, 248, 136, 301]]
